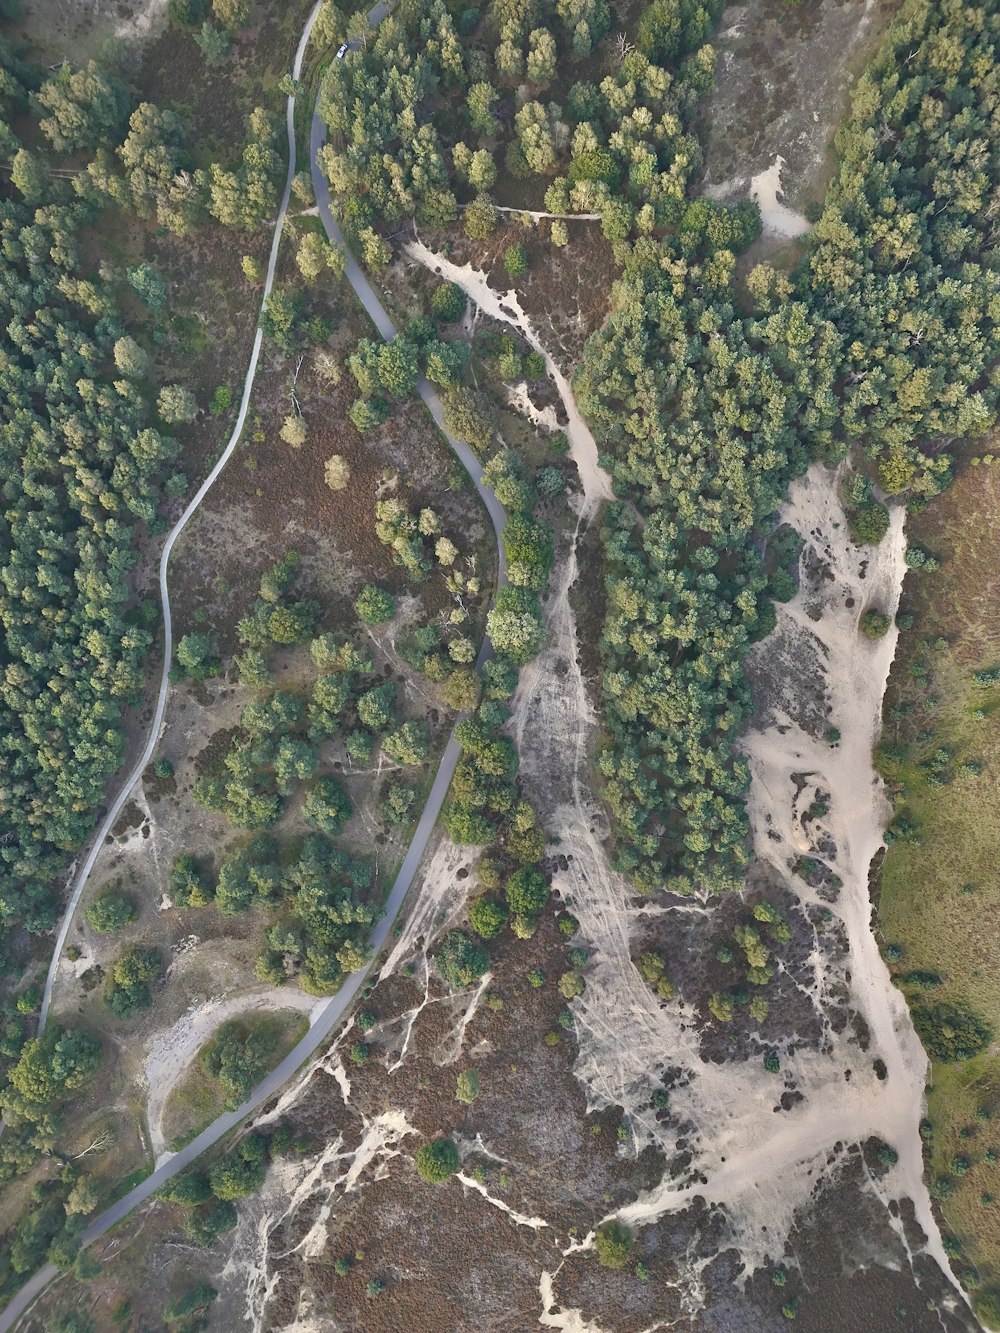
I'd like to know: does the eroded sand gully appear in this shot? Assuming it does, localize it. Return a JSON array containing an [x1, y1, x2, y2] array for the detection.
[[512, 463, 964, 1305], [405, 238, 615, 515], [209, 248, 965, 1325]]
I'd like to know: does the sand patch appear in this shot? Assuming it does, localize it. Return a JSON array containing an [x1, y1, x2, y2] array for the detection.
[[145, 986, 323, 1161], [406, 239, 614, 517]]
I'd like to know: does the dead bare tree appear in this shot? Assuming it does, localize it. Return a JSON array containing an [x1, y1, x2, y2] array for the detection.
[[287, 354, 305, 415], [71, 1129, 113, 1159], [615, 32, 635, 63]]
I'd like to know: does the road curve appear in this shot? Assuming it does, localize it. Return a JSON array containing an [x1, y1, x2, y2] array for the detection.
[[35, 3, 326, 1034], [0, 9, 507, 1331]]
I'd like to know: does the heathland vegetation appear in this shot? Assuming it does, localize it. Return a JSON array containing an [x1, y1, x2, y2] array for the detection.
[[0, 0, 998, 1319], [0, 0, 350, 1297], [878, 458, 1000, 1317]]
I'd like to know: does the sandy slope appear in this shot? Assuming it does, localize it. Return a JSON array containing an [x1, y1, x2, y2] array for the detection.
[[510, 461, 966, 1317], [405, 239, 614, 515]]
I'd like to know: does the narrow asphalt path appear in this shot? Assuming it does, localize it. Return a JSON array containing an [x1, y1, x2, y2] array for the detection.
[[35, 5, 326, 1033], [1, 9, 506, 1329]]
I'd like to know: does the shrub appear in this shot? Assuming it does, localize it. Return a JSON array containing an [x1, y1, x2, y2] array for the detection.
[[302, 777, 352, 836], [456, 1069, 480, 1103], [436, 930, 489, 988], [349, 1042, 369, 1065], [558, 970, 585, 1000], [504, 243, 527, 279], [175, 631, 220, 681], [157, 384, 198, 424], [210, 385, 232, 415], [280, 414, 307, 448], [209, 1134, 267, 1199], [415, 1137, 459, 1183], [349, 397, 390, 432], [105, 946, 162, 1018], [430, 282, 467, 323], [535, 465, 565, 498], [505, 866, 548, 916], [381, 783, 416, 825], [849, 500, 890, 545], [205, 1021, 278, 1109], [85, 891, 135, 933], [595, 1220, 633, 1269], [464, 196, 496, 239], [324, 454, 351, 491], [159, 1172, 212, 1206], [860, 609, 891, 640], [468, 896, 508, 939], [914, 1003, 991, 1062], [355, 584, 395, 624], [164, 1284, 217, 1325], [182, 1199, 237, 1245]]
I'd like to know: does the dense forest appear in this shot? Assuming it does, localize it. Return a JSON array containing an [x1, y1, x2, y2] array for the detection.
[[0, 0, 324, 1278], [0, 8, 305, 971], [315, 0, 998, 894], [580, 0, 998, 891]]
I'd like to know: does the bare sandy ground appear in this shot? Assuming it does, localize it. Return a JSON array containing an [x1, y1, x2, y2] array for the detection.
[[145, 986, 323, 1161], [508, 463, 967, 1322], [746, 157, 811, 237], [221, 1101, 417, 1332], [405, 239, 615, 516], [196, 255, 966, 1326]]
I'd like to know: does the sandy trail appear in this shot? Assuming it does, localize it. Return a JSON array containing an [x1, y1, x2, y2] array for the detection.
[[406, 239, 614, 515], [748, 156, 812, 237], [489, 206, 602, 221], [145, 988, 323, 1162], [508, 463, 966, 1312]]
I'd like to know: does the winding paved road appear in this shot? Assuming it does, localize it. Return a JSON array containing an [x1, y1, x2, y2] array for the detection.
[[0, 6, 506, 1328]]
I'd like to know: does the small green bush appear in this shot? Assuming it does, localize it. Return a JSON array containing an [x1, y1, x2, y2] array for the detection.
[[503, 243, 527, 279], [430, 282, 467, 323], [468, 896, 508, 940], [914, 1002, 991, 1062], [85, 891, 136, 933], [436, 930, 489, 988], [860, 608, 891, 640], [456, 1069, 480, 1103], [849, 500, 890, 545], [355, 585, 395, 624], [595, 1220, 633, 1269], [415, 1137, 460, 1183]]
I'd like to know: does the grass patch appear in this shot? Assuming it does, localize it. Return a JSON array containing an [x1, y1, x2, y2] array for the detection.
[[162, 1009, 309, 1151], [878, 453, 1000, 1287]]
